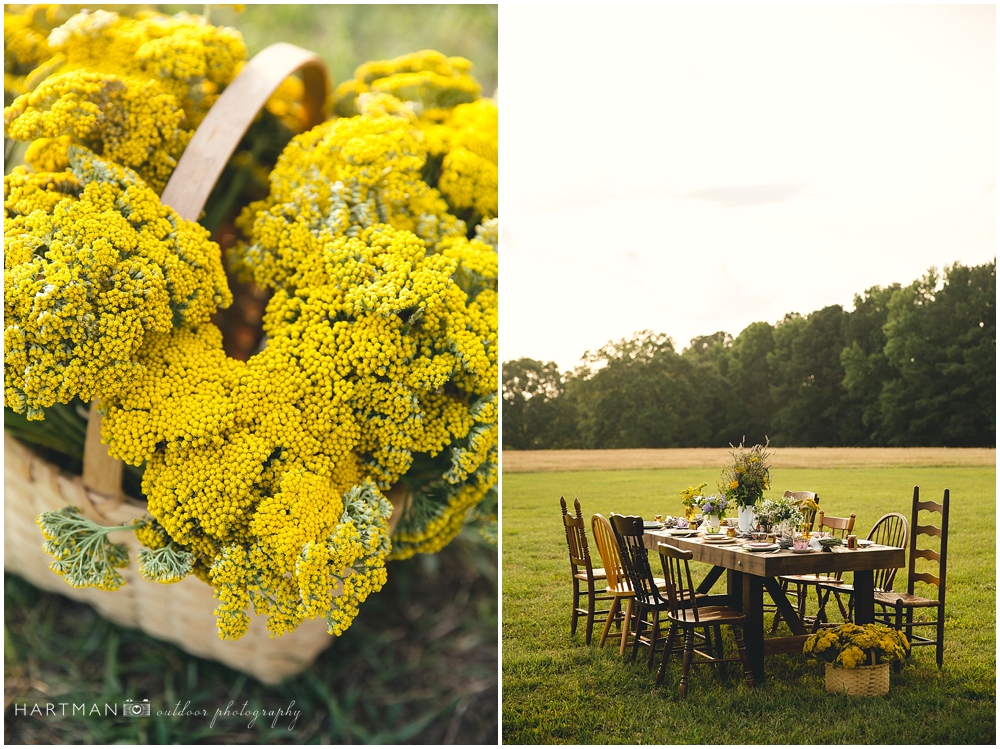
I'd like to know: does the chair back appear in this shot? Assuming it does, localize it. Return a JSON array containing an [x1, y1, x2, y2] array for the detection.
[[592, 514, 630, 593], [656, 542, 700, 621], [784, 490, 820, 531], [817, 510, 856, 539], [560, 497, 596, 580], [866, 512, 909, 592], [906, 486, 949, 604], [609, 513, 666, 607]]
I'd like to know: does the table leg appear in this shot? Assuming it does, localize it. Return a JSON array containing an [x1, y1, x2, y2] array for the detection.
[[729, 570, 765, 683], [697, 565, 725, 594], [854, 569, 875, 624]]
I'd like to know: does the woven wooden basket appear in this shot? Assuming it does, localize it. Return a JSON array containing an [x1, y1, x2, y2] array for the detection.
[[824, 661, 890, 697], [2, 43, 403, 685]]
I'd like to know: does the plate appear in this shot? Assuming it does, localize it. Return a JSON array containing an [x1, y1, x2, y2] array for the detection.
[[643, 521, 663, 529], [703, 536, 737, 544], [666, 529, 698, 537], [791, 547, 816, 554], [744, 543, 779, 552], [858, 539, 874, 547]]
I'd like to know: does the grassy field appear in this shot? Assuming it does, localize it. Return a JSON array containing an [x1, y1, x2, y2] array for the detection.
[[501, 454, 995, 744]]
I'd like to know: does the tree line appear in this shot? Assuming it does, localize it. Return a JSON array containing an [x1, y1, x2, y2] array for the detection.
[[503, 261, 995, 449]]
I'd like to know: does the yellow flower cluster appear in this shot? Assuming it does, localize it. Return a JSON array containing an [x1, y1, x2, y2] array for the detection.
[[5, 70, 191, 193], [41, 8, 245, 127], [803, 622, 910, 668], [329, 51, 498, 225], [3, 147, 231, 419], [436, 100, 498, 220], [4, 7, 52, 105], [16, 43, 496, 640], [332, 50, 481, 117], [3, 7, 249, 193]]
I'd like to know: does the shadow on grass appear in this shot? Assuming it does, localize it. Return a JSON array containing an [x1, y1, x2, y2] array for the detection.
[[4, 528, 497, 744]]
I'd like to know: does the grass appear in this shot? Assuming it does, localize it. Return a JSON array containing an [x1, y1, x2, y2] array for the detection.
[[501, 458, 996, 744], [4, 528, 497, 744]]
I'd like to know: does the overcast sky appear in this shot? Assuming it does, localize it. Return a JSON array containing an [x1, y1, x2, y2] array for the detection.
[[500, 4, 996, 372]]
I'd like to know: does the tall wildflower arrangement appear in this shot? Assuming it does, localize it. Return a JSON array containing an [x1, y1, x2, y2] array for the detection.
[[719, 439, 772, 508]]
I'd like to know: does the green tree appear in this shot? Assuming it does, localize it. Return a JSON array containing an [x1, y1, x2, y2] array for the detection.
[[840, 283, 901, 445], [878, 261, 995, 446], [724, 321, 776, 444], [501, 358, 578, 449], [769, 306, 851, 446]]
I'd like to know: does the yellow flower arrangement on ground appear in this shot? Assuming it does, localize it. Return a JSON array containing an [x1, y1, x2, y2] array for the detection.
[[10, 31, 498, 641], [803, 622, 910, 668]]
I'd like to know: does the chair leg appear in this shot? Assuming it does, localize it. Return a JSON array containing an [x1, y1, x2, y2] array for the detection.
[[833, 589, 850, 622], [620, 598, 634, 656], [647, 610, 660, 669], [679, 628, 694, 699], [585, 580, 596, 645], [936, 604, 945, 669], [733, 625, 755, 688], [599, 596, 621, 648], [571, 578, 580, 635], [655, 622, 677, 686], [631, 607, 645, 663], [713, 623, 725, 679]]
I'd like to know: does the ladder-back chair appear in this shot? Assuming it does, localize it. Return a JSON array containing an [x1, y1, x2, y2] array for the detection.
[[874, 487, 950, 668], [560, 496, 610, 645]]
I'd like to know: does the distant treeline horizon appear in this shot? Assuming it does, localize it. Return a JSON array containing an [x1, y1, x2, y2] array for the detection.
[[503, 260, 995, 450]]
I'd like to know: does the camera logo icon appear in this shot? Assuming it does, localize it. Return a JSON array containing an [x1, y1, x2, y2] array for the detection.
[[123, 699, 151, 717]]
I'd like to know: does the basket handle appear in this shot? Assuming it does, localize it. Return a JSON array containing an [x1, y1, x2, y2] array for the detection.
[[82, 43, 330, 498], [160, 42, 328, 221]]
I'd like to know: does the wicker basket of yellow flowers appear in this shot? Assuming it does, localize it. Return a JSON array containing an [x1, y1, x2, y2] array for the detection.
[[4, 6, 498, 685]]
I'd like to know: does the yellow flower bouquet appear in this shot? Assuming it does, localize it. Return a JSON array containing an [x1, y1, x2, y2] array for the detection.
[[803, 622, 910, 668], [5, 5, 497, 651]]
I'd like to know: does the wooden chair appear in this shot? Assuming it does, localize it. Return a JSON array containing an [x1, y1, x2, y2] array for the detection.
[[873, 487, 950, 668], [609, 513, 676, 669], [770, 510, 856, 633], [783, 490, 821, 532], [654, 542, 755, 698], [560, 497, 610, 645], [814, 512, 909, 628], [591, 514, 669, 653]]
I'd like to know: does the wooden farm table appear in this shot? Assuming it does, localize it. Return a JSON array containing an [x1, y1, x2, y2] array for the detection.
[[642, 530, 905, 683]]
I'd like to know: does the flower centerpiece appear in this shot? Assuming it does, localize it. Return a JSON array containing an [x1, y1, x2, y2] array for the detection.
[[803, 623, 909, 696], [720, 439, 772, 532], [679, 482, 708, 522], [699, 495, 728, 533], [754, 497, 803, 546]]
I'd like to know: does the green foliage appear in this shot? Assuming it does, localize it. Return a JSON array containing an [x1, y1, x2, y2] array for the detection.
[[137, 543, 194, 584], [501, 358, 577, 449], [36, 507, 142, 591], [502, 464, 995, 744], [504, 261, 996, 448]]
